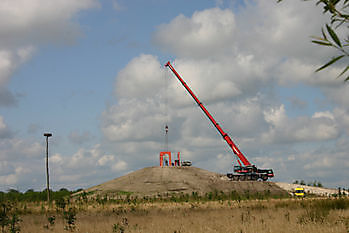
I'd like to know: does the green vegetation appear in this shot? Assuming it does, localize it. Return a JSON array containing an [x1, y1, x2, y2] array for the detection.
[[0, 202, 21, 233], [72, 189, 288, 206], [277, 0, 349, 80], [0, 189, 72, 203], [293, 180, 323, 187], [0, 190, 348, 232]]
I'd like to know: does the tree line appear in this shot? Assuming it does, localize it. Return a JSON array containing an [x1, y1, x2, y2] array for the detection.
[[0, 188, 78, 202]]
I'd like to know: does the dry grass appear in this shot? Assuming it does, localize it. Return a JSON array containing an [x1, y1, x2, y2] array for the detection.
[[15, 198, 349, 233]]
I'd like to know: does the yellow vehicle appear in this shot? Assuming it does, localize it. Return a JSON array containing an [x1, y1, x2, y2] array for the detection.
[[294, 187, 305, 197]]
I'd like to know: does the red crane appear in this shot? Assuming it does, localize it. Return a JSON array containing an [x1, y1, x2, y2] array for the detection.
[[165, 61, 274, 181]]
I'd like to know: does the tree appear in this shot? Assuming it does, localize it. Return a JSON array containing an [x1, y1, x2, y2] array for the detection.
[[278, 0, 349, 80]]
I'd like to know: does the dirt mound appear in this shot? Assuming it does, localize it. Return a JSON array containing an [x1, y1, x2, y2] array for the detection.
[[85, 166, 286, 197]]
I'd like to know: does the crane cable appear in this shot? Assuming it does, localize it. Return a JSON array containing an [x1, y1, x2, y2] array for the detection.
[[163, 66, 169, 152]]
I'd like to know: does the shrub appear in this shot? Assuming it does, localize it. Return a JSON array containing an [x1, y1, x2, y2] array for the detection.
[[0, 202, 11, 233], [0, 202, 21, 233], [63, 207, 77, 231]]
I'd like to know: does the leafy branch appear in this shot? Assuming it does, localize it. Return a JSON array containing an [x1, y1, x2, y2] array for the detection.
[[278, 0, 349, 80]]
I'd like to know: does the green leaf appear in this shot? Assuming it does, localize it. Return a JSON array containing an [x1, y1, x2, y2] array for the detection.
[[326, 24, 342, 47], [312, 40, 333, 46], [321, 27, 327, 40], [311, 35, 328, 41], [315, 55, 345, 72], [337, 65, 349, 79]]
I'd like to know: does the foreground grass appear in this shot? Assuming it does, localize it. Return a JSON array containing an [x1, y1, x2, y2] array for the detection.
[[4, 198, 347, 233]]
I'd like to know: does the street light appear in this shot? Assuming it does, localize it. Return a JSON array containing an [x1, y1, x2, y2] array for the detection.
[[44, 133, 52, 203]]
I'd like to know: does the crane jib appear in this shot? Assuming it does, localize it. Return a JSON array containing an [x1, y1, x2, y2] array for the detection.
[[165, 61, 252, 167]]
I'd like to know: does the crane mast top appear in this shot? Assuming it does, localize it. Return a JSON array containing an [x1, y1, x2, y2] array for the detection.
[[165, 61, 251, 166]]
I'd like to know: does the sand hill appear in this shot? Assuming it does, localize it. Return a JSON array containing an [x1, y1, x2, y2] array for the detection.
[[85, 166, 286, 197]]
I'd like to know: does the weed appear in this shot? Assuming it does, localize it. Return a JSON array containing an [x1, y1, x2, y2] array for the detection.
[[250, 203, 266, 211], [55, 198, 67, 213], [0, 202, 21, 233], [112, 207, 126, 215], [43, 215, 55, 230], [63, 207, 77, 231], [112, 223, 125, 233], [112, 217, 128, 233], [121, 217, 129, 226], [315, 198, 349, 210], [8, 213, 21, 233], [297, 208, 329, 224], [0, 202, 11, 233]]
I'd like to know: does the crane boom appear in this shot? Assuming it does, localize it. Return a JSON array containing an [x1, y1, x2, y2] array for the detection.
[[165, 61, 274, 181], [165, 61, 251, 166]]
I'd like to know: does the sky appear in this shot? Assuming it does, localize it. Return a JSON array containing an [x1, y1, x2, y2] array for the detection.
[[0, 0, 348, 192]]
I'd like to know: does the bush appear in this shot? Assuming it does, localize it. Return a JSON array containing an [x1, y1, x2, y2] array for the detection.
[[63, 207, 77, 231], [0, 202, 21, 233]]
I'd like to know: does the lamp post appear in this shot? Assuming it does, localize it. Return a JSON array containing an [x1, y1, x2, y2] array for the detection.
[[44, 133, 52, 203]]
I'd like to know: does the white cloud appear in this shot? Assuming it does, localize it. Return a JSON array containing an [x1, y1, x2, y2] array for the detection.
[[312, 111, 335, 120], [0, 137, 42, 160], [263, 105, 287, 128], [0, 0, 99, 107], [153, 8, 236, 58], [0, 173, 18, 186], [98, 155, 114, 166], [0, 47, 35, 87], [0, 166, 30, 186], [237, 0, 330, 61], [51, 153, 63, 164], [114, 54, 164, 99], [112, 160, 127, 172], [102, 98, 166, 142], [0, 0, 100, 48], [0, 46, 35, 106], [334, 107, 349, 135], [262, 105, 339, 143]]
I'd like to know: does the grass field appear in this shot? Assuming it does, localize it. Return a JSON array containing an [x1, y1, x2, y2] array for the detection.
[[3, 197, 348, 233]]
